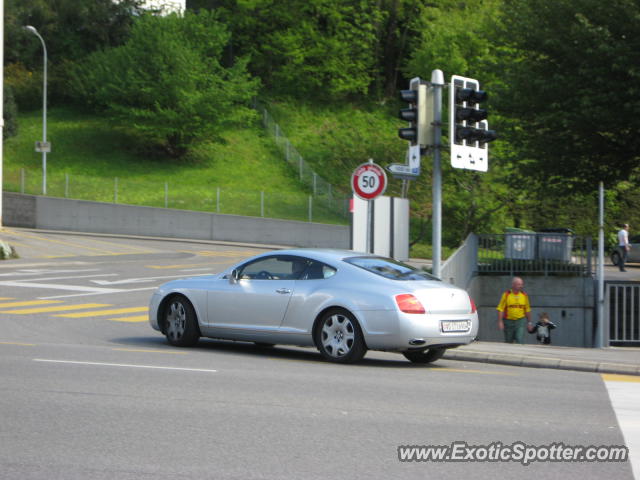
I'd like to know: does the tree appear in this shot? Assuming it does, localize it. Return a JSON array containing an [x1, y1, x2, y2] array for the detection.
[[6, 0, 146, 107], [70, 10, 259, 157], [497, 0, 640, 191]]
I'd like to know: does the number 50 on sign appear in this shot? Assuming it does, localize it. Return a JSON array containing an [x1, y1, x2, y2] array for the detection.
[[351, 162, 388, 201]]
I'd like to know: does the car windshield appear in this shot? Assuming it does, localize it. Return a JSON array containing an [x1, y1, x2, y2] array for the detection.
[[344, 256, 440, 281]]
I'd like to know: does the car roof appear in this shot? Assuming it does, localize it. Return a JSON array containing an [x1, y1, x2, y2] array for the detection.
[[259, 248, 371, 263]]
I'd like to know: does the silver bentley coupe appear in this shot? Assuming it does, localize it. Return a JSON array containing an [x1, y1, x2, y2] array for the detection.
[[149, 249, 478, 364]]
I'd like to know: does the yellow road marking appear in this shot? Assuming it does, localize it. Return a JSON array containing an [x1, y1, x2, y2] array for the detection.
[[112, 348, 187, 354], [185, 250, 255, 258], [0, 303, 111, 314], [433, 367, 517, 376], [54, 307, 148, 318], [109, 315, 149, 323], [0, 300, 63, 308], [0, 297, 15, 301], [0, 341, 36, 346], [2, 228, 121, 255], [146, 263, 223, 269], [602, 374, 640, 383]]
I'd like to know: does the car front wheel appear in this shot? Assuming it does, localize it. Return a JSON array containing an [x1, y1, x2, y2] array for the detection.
[[315, 309, 367, 364], [403, 347, 446, 364], [164, 296, 200, 347]]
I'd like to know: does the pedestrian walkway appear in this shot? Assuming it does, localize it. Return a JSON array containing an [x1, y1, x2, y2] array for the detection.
[[444, 341, 640, 376]]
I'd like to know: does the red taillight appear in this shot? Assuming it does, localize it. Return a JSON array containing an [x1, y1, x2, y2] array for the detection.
[[395, 294, 426, 314], [470, 297, 477, 313]]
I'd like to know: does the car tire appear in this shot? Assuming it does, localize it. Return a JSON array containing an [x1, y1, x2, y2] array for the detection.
[[611, 251, 621, 266], [403, 347, 446, 364], [164, 295, 200, 347], [314, 309, 367, 364]]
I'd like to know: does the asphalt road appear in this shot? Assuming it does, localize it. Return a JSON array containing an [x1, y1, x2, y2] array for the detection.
[[0, 228, 637, 479]]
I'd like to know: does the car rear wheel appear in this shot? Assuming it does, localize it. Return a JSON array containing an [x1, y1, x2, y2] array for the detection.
[[315, 309, 367, 364], [164, 296, 200, 347], [611, 250, 621, 266], [403, 347, 446, 364]]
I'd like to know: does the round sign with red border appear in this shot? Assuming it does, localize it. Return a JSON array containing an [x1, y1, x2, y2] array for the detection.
[[351, 161, 388, 200]]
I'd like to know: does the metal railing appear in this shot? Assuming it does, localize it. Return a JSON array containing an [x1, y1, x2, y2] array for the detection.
[[2, 166, 350, 224], [255, 101, 335, 197], [477, 233, 593, 276], [605, 282, 640, 345]]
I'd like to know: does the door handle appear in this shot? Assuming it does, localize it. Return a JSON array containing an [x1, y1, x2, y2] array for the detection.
[[276, 288, 291, 294]]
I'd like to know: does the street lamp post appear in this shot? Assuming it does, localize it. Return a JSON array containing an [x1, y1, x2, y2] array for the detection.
[[24, 25, 48, 195]]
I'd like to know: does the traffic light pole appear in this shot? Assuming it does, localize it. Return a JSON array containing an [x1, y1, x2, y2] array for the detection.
[[431, 69, 444, 278]]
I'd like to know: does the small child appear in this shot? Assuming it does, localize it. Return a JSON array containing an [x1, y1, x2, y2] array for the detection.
[[528, 313, 556, 344]]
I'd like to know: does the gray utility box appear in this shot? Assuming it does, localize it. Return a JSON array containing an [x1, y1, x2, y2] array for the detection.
[[537, 228, 574, 262], [505, 232, 536, 260]]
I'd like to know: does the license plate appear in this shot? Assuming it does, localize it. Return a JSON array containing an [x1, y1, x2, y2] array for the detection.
[[440, 320, 471, 333]]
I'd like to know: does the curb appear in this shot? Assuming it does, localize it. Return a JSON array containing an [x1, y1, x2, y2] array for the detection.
[[442, 350, 640, 376]]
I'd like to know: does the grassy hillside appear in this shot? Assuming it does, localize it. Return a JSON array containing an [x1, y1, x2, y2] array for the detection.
[[3, 107, 348, 224]]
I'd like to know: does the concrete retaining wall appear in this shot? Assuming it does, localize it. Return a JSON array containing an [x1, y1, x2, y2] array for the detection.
[[2, 192, 350, 249], [471, 275, 595, 347]]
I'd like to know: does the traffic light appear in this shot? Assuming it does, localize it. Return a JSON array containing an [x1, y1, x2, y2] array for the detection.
[[398, 78, 429, 147], [449, 75, 496, 172]]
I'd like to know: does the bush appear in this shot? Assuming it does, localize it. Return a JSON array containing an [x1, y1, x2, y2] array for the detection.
[[69, 11, 259, 157]]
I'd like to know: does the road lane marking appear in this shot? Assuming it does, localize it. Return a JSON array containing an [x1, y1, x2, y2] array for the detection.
[[0, 281, 121, 294], [33, 359, 216, 373], [112, 348, 187, 355], [0, 303, 112, 314], [0, 341, 36, 346], [603, 374, 640, 479], [435, 367, 517, 376], [2, 228, 122, 255], [41, 286, 158, 300], [0, 268, 101, 277], [108, 315, 149, 323], [54, 307, 148, 318], [90, 274, 201, 286], [0, 300, 64, 308], [602, 374, 640, 383], [0, 297, 15, 300], [185, 250, 259, 258]]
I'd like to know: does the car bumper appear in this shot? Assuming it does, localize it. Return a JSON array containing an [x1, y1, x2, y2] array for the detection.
[[362, 311, 478, 351], [149, 293, 162, 331]]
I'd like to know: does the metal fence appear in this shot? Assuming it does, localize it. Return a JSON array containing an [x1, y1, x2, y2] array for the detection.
[[477, 233, 593, 276], [2, 166, 350, 224], [255, 102, 335, 197], [606, 282, 640, 345]]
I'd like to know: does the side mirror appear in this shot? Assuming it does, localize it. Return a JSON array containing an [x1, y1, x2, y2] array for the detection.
[[229, 269, 240, 284]]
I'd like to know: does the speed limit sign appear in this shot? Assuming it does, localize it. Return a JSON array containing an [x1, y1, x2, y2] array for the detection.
[[351, 161, 388, 200]]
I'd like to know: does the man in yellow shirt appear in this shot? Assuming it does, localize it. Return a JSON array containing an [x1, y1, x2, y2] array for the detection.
[[496, 277, 532, 344]]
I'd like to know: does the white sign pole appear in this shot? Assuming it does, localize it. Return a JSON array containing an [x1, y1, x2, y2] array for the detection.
[[431, 69, 444, 278]]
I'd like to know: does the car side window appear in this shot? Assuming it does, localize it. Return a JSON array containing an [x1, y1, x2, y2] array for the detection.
[[300, 261, 336, 280], [239, 256, 310, 280]]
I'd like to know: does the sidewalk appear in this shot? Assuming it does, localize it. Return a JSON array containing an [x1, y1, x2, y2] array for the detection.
[[443, 341, 640, 376]]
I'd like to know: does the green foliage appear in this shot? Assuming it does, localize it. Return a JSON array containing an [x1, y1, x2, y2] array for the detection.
[[4, 107, 345, 223], [497, 0, 640, 191], [3, 85, 19, 140], [208, 0, 384, 101], [70, 11, 260, 157], [6, 0, 146, 107]]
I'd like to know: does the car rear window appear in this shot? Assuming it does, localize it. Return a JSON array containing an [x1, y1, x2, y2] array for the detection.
[[344, 256, 440, 281]]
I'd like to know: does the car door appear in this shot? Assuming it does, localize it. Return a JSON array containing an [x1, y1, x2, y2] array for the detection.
[[206, 255, 300, 332]]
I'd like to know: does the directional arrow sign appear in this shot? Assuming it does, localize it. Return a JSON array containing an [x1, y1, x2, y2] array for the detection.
[[387, 163, 420, 177]]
